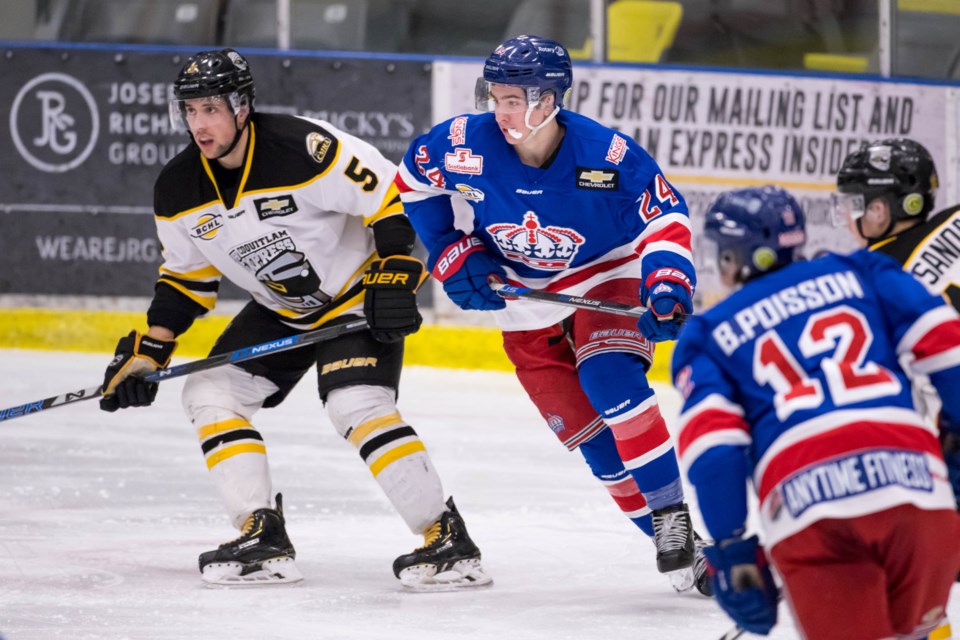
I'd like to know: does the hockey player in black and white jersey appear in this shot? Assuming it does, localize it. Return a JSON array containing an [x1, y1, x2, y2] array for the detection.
[[98, 49, 490, 590]]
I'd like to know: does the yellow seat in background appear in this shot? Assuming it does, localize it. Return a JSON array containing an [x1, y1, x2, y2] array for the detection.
[[607, 0, 682, 63]]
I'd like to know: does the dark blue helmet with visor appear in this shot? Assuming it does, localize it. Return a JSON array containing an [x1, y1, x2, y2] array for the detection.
[[475, 35, 573, 113], [704, 186, 807, 285]]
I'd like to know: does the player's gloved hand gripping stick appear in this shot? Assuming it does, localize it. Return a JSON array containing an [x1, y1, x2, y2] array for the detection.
[[0, 318, 368, 423]]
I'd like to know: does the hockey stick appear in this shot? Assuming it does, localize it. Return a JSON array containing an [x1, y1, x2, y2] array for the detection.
[[0, 318, 368, 423], [718, 626, 746, 640], [490, 282, 650, 318]]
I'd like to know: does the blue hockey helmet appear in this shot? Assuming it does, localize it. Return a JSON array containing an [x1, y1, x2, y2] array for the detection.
[[475, 35, 573, 112], [704, 186, 806, 284]]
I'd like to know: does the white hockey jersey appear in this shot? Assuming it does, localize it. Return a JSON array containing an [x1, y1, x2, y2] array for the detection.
[[148, 113, 403, 334]]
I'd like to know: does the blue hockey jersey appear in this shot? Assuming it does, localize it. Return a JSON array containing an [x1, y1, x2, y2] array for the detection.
[[672, 250, 960, 546], [396, 110, 695, 331]]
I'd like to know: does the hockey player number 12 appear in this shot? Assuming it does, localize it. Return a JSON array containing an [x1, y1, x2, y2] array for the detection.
[[754, 305, 902, 421]]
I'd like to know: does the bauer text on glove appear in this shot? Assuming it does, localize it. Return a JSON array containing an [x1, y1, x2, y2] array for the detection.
[[430, 234, 507, 311], [100, 330, 177, 412], [638, 268, 693, 342], [362, 256, 428, 343]]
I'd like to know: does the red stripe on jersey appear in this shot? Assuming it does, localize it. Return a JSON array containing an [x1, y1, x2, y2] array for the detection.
[[506, 254, 637, 293], [612, 411, 671, 461], [678, 409, 750, 457], [913, 318, 960, 362], [757, 420, 942, 503], [635, 222, 692, 255], [393, 173, 414, 193]]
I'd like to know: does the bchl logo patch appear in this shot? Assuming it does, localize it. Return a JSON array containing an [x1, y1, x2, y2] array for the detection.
[[254, 196, 298, 220], [576, 167, 619, 191], [306, 132, 333, 164], [455, 183, 484, 202], [191, 213, 223, 240], [486, 211, 585, 271]]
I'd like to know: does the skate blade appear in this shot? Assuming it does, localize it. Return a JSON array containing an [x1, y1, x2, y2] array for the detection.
[[201, 556, 304, 587], [398, 558, 493, 592], [667, 567, 695, 593]]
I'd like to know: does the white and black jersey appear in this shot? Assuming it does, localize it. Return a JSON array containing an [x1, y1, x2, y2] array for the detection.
[[147, 112, 406, 335], [871, 204, 960, 312]]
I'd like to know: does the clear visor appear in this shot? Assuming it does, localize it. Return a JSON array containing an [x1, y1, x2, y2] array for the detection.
[[474, 78, 541, 113], [168, 92, 247, 133], [698, 237, 739, 294], [830, 192, 865, 228]]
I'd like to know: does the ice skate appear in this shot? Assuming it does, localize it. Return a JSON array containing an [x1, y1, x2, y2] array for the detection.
[[393, 497, 492, 592], [651, 502, 696, 592], [199, 493, 303, 587], [692, 533, 714, 597]]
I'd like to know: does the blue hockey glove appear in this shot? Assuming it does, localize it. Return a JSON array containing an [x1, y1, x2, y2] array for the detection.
[[430, 234, 507, 311], [100, 330, 177, 412], [638, 268, 693, 342], [702, 535, 779, 636]]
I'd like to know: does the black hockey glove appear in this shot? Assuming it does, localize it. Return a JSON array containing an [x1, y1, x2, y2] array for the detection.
[[362, 256, 428, 343], [100, 330, 177, 412]]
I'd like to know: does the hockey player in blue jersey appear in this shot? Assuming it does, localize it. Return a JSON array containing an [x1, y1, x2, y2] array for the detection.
[[396, 35, 710, 595], [673, 186, 960, 638]]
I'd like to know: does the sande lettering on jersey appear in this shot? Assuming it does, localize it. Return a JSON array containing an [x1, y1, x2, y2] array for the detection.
[[673, 250, 960, 545], [395, 110, 695, 331]]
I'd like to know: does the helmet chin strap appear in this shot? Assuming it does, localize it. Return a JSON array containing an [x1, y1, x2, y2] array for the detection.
[[507, 104, 560, 140], [215, 115, 248, 160]]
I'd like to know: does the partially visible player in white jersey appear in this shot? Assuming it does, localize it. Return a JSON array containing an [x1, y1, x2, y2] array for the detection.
[[98, 49, 490, 590], [396, 35, 711, 596]]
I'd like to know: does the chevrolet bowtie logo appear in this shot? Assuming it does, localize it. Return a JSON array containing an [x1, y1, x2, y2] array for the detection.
[[260, 198, 290, 212], [579, 170, 614, 183]]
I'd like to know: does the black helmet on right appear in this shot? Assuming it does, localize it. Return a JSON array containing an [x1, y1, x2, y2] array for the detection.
[[169, 48, 255, 132], [836, 138, 938, 233]]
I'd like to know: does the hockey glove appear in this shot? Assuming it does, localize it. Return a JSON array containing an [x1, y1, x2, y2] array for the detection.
[[362, 256, 428, 343], [430, 234, 507, 311], [638, 268, 693, 342], [100, 330, 177, 412], [703, 535, 779, 636]]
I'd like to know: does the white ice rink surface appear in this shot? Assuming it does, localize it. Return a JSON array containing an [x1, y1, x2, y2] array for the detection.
[[1, 350, 958, 640]]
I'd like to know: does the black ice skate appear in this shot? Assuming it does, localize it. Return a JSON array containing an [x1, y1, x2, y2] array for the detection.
[[651, 502, 696, 592], [198, 493, 302, 586], [693, 533, 714, 597], [392, 497, 492, 592]]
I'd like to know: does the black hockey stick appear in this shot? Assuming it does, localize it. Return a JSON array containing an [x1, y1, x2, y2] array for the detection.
[[490, 282, 650, 318], [718, 626, 746, 640], [0, 318, 368, 423]]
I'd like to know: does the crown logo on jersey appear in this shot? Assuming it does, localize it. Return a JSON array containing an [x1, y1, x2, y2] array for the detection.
[[486, 212, 585, 271]]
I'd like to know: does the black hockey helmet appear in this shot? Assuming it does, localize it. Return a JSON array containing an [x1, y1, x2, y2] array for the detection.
[[835, 138, 938, 237], [173, 48, 255, 106]]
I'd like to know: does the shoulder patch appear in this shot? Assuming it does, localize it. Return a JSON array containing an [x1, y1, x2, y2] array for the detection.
[[306, 131, 338, 171], [606, 134, 628, 165]]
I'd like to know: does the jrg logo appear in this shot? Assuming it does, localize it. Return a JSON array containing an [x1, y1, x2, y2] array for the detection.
[[10, 72, 100, 173]]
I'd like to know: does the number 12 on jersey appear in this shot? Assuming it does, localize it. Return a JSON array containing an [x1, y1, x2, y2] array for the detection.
[[754, 305, 901, 421]]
